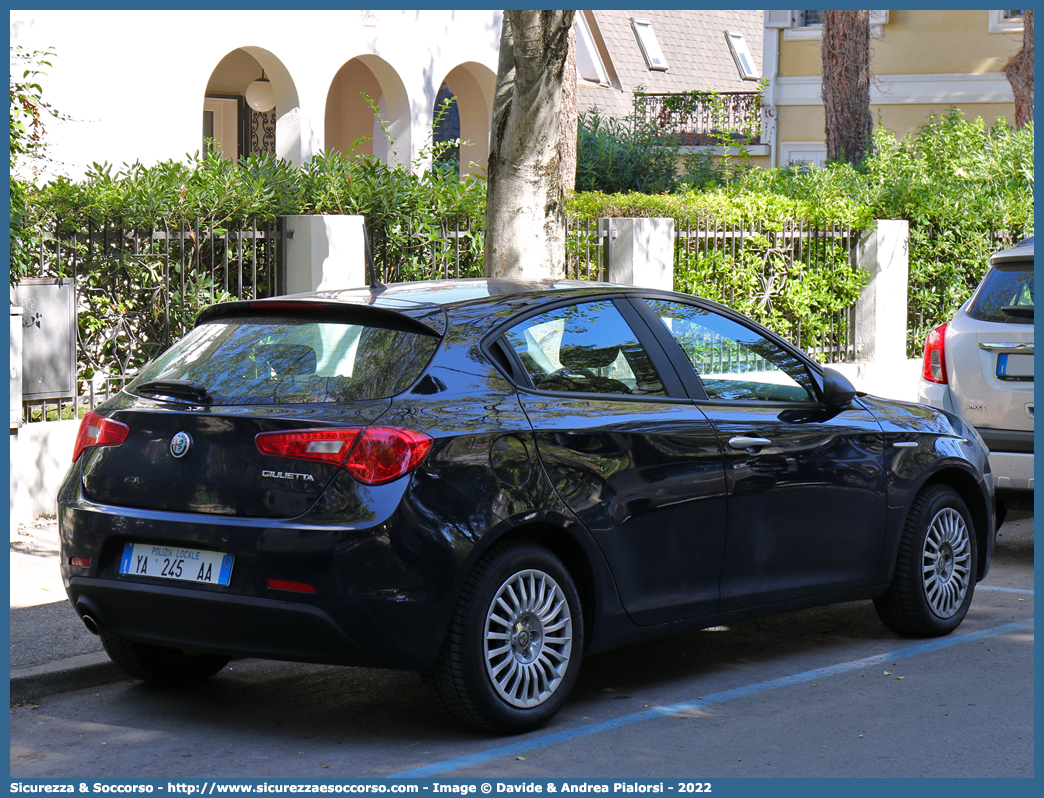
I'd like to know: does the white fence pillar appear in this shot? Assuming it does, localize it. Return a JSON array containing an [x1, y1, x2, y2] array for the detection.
[[603, 217, 675, 291], [11, 419, 79, 522], [282, 215, 367, 294], [830, 219, 918, 401], [853, 220, 909, 363]]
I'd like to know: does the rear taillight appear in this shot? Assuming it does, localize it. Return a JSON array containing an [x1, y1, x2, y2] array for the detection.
[[255, 428, 362, 466], [921, 323, 948, 384], [72, 411, 130, 462], [255, 426, 433, 486], [342, 427, 433, 486]]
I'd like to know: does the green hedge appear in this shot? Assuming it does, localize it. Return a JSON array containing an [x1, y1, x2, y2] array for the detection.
[[20, 148, 488, 285], [16, 111, 1032, 362], [570, 111, 1033, 355]]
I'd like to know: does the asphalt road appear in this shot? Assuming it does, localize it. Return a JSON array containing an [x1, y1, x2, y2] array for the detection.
[[10, 515, 1033, 779]]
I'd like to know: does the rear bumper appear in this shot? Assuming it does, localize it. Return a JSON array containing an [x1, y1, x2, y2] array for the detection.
[[70, 577, 377, 665], [57, 470, 466, 673], [988, 451, 1034, 493], [916, 380, 955, 414]]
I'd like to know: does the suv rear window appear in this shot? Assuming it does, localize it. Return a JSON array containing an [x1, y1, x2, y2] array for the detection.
[[127, 316, 439, 405], [967, 264, 1033, 325]]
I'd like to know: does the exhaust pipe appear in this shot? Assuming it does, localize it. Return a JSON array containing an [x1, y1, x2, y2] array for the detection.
[[81, 615, 101, 635]]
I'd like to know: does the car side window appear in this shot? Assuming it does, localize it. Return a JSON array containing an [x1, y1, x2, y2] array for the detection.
[[503, 300, 665, 396], [647, 299, 817, 403]]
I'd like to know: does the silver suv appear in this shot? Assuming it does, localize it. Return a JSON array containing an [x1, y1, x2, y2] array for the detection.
[[918, 237, 1034, 517]]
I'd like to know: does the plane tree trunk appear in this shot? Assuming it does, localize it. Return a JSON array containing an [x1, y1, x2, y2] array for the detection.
[[484, 10, 575, 279]]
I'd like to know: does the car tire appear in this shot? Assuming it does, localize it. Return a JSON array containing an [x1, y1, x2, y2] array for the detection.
[[874, 485, 977, 637], [100, 632, 229, 686], [431, 540, 583, 734]]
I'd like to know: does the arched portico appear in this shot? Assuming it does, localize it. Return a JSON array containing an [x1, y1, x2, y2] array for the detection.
[[438, 62, 496, 178], [325, 55, 410, 169], [204, 47, 301, 165]]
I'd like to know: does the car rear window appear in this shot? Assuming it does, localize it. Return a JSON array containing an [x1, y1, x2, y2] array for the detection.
[[126, 316, 439, 405], [967, 264, 1033, 325]]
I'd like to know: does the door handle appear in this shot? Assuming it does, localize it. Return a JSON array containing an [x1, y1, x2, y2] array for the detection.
[[728, 436, 772, 450]]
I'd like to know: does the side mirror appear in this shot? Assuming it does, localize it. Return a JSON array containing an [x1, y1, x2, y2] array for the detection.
[[821, 367, 857, 407]]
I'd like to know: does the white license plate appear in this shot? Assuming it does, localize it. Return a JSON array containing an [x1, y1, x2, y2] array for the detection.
[[997, 353, 1033, 380], [119, 543, 234, 586]]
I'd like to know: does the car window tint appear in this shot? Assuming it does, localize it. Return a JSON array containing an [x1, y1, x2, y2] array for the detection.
[[503, 300, 665, 396], [647, 300, 816, 403], [967, 264, 1033, 325], [128, 316, 438, 405]]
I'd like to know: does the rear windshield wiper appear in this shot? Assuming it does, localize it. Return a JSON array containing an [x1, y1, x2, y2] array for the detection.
[[1002, 305, 1034, 319], [135, 379, 213, 404]]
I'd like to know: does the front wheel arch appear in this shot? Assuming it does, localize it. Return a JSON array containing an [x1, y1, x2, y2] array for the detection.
[[902, 465, 992, 582], [874, 484, 977, 637]]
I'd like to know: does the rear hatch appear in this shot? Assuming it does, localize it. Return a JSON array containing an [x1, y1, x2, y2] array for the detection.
[[80, 300, 443, 518], [947, 249, 1033, 443]]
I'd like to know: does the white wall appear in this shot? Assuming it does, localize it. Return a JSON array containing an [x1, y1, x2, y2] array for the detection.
[[11, 419, 79, 522], [10, 10, 502, 180]]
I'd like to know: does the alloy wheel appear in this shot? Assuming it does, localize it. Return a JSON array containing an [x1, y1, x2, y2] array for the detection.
[[921, 507, 972, 618], [483, 568, 573, 708]]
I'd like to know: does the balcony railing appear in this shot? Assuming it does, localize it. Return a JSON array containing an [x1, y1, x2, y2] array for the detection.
[[637, 91, 763, 146]]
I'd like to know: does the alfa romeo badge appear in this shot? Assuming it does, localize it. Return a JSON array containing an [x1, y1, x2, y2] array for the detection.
[[170, 431, 193, 459]]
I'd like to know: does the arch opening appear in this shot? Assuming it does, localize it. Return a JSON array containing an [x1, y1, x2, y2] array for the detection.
[[204, 48, 301, 165], [325, 55, 410, 169], [437, 62, 496, 179]]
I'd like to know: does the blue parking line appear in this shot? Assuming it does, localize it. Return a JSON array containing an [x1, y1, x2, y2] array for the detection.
[[389, 618, 1035, 778], [977, 585, 1034, 595]]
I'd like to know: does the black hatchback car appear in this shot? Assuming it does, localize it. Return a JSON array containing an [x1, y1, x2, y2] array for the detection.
[[59, 279, 996, 733]]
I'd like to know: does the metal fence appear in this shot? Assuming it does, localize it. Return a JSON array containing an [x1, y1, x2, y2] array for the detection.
[[675, 219, 860, 363], [368, 216, 484, 283], [19, 215, 859, 422], [636, 91, 763, 146], [568, 217, 860, 363], [19, 218, 283, 423], [565, 218, 609, 282]]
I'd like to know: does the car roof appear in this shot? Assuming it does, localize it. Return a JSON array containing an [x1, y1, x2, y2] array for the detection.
[[197, 279, 647, 337], [306, 278, 626, 308], [991, 237, 1034, 266]]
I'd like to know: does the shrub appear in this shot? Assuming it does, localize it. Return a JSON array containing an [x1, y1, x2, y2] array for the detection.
[[10, 46, 64, 284], [864, 112, 1033, 353], [23, 145, 486, 379], [575, 108, 680, 194]]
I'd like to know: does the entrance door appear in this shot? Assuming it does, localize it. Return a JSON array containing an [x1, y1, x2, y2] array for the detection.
[[641, 298, 888, 610]]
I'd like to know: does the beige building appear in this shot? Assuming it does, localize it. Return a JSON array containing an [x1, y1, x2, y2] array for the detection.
[[11, 9, 771, 183], [762, 9, 1027, 167], [10, 9, 502, 182]]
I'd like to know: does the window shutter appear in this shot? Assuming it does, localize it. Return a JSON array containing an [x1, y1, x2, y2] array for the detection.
[[764, 10, 794, 29]]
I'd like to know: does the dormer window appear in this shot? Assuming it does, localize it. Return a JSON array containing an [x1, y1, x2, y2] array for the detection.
[[725, 31, 760, 81], [576, 12, 611, 86], [631, 18, 668, 71]]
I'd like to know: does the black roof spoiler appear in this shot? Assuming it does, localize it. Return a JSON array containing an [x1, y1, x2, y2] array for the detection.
[[194, 298, 443, 337]]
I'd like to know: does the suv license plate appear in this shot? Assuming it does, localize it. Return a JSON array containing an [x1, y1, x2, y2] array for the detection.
[[119, 543, 234, 586], [997, 353, 1033, 381]]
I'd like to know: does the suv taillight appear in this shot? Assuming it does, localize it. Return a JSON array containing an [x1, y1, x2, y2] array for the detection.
[[73, 411, 130, 462], [921, 323, 948, 384], [255, 426, 433, 486]]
